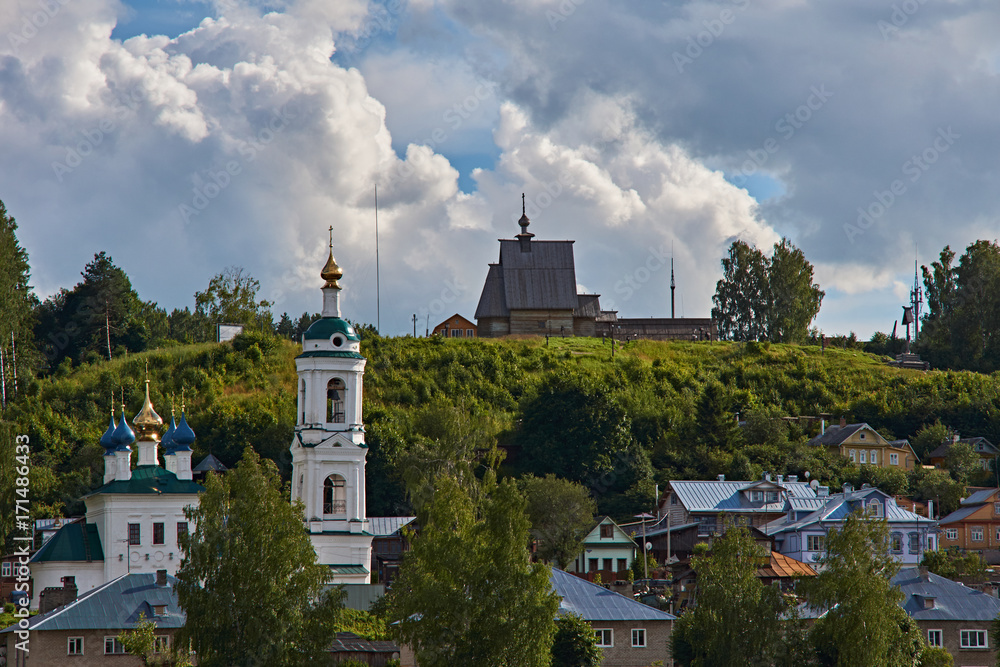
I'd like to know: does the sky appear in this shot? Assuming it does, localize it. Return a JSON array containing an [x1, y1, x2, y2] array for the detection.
[[2, 0, 999, 339]]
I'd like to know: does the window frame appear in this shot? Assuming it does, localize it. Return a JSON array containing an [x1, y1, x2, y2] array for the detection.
[[323, 474, 347, 515], [807, 535, 825, 552], [152, 522, 165, 546], [128, 523, 141, 546], [890, 533, 903, 553], [945, 528, 958, 541], [870, 449, 877, 464], [926, 629, 942, 647], [971, 526, 984, 542], [631, 628, 646, 648], [908, 532, 920, 554], [960, 629, 987, 649], [595, 628, 613, 648], [867, 499, 883, 517], [1, 561, 11, 577], [859, 450, 867, 464], [466, 329, 474, 337], [750, 490, 764, 502], [67, 636, 84, 655], [994, 501, 1000, 516], [154, 636, 170, 654], [890, 452, 899, 465], [588, 558, 598, 572], [177, 521, 188, 545], [105, 636, 126, 655], [849, 449, 856, 462], [766, 491, 779, 503], [600, 524, 614, 539]]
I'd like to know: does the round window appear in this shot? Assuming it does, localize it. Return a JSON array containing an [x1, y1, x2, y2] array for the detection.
[[332, 335, 344, 347]]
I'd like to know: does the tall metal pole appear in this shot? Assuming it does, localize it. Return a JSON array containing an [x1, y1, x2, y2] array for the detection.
[[374, 184, 381, 333], [412, 314, 417, 337]]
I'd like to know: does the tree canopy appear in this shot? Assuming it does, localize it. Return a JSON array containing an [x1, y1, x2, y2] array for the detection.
[[521, 474, 597, 569], [175, 447, 341, 666], [194, 266, 273, 333], [0, 200, 37, 376]]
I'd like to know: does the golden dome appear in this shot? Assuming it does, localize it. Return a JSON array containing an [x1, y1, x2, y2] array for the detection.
[[321, 248, 342, 289], [133, 380, 163, 441]]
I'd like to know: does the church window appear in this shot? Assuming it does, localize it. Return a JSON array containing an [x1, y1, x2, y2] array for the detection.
[[153, 523, 165, 545], [324, 475, 347, 515], [300, 380, 306, 424], [128, 523, 141, 546], [327, 378, 346, 424], [177, 522, 188, 544]]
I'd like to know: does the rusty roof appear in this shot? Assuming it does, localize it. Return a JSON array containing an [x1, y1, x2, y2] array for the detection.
[[758, 552, 816, 579]]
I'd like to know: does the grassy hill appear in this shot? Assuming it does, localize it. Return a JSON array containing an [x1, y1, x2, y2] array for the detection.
[[5, 332, 1000, 521]]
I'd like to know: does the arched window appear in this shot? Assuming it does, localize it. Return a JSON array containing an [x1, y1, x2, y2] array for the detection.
[[327, 378, 346, 424], [323, 475, 346, 515], [300, 380, 306, 424], [867, 498, 883, 517]]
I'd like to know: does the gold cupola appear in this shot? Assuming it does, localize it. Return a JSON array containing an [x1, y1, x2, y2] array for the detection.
[[321, 224, 343, 288], [133, 377, 163, 442]]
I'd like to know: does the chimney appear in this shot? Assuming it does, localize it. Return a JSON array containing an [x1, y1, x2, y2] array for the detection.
[[787, 475, 798, 483], [156, 569, 168, 587], [842, 483, 852, 494], [717, 474, 725, 482], [839, 416, 846, 428], [918, 566, 931, 582], [777, 474, 784, 484], [817, 485, 829, 497], [927, 499, 934, 520], [821, 418, 826, 435], [953, 434, 960, 444]]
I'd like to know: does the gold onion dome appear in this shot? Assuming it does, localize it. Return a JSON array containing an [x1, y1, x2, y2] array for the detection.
[[321, 248, 343, 289], [133, 381, 163, 441]]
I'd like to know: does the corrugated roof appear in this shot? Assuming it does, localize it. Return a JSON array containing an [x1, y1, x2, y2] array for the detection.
[[893, 567, 1000, 622], [474, 264, 509, 319], [30, 521, 104, 563], [550, 569, 675, 622], [961, 488, 998, 506], [368, 516, 415, 537], [758, 552, 816, 579], [1, 573, 183, 633], [669, 480, 817, 514], [765, 489, 936, 535], [499, 239, 579, 310], [85, 465, 204, 497]]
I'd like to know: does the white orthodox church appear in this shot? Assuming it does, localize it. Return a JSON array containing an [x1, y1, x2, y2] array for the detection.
[[289, 243, 373, 584], [28, 239, 375, 608]]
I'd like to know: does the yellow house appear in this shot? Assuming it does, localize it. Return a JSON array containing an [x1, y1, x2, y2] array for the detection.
[[806, 420, 919, 470]]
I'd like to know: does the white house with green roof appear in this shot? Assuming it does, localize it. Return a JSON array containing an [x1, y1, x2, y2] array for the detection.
[[29, 384, 204, 609], [288, 242, 373, 584]]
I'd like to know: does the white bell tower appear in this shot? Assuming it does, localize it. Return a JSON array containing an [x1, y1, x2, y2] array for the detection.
[[290, 230, 372, 584]]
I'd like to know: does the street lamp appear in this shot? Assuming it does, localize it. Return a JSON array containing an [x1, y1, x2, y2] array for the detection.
[[634, 512, 654, 582]]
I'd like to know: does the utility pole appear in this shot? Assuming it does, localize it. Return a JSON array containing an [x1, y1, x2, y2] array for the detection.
[[425, 315, 429, 337], [670, 246, 676, 319], [412, 314, 417, 337]]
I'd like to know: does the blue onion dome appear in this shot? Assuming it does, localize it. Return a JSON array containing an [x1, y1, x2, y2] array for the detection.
[[100, 412, 117, 451], [161, 416, 177, 456], [172, 414, 196, 451], [111, 412, 135, 450]]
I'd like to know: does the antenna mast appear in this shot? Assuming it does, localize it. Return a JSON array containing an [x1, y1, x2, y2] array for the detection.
[[670, 241, 676, 319], [374, 184, 381, 334], [910, 255, 923, 342]]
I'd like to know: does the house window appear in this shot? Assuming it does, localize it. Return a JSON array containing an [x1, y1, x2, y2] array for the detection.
[[128, 523, 141, 546], [994, 501, 1000, 516], [960, 629, 987, 649], [890, 533, 903, 553], [908, 532, 920, 554], [971, 527, 984, 542], [603, 558, 613, 571], [945, 528, 958, 541], [105, 637, 126, 654], [859, 450, 867, 464], [177, 522, 188, 545], [68, 637, 84, 655], [632, 628, 646, 647], [618, 558, 627, 572], [600, 524, 613, 539], [766, 491, 779, 503], [890, 453, 899, 465], [588, 558, 598, 572], [807, 535, 825, 552], [327, 378, 346, 423], [698, 517, 717, 535], [154, 636, 169, 653], [466, 329, 474, 337], [1, 562, 10, 577], [323, 475, 347, 514], [927, 630, 942, 647], [870, 450, 877, 464], [849, 449, 856, 462], [595, 629, 613, 647], [451, 329, 461, 337], [867, 499, 883, 517], [860, 432, 866, 440], [751, 491, 764, 502], [996, 526, 1000, 542], [153, 522, 165, 545]]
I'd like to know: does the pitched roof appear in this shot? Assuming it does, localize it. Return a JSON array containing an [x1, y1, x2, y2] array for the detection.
[[192, 453, 227, 473], [668, 479, 817, 514], [329, 632, 399, 655], [757, 552, 816, 579], [368, 516, 416, 537], [30, 521, 104, 563], [582, 516, 637, 547], [893, 567, 1000, 622], [84, 465, 204, 497], [961, 488, 999, 506], [938, 503, 983, 524], [574, 294, 603, 318], [806, 423, 884, 447], [764, 488, 936, 535], [550, 568, 675, 622], [1, 573, 183, 633]]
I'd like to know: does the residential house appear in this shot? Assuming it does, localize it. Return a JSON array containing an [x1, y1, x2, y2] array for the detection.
[[1, 553, 30, 606], [929, 437, 999, 473], [659, 474, 820, 532], [627, 518, 772, 566], [894, 566, 1000, 667], [1, 570, 191, 666], [764, 485, 938, 565], [806, 420, 920, 470], [431, 314, 477, 338], [938, 488, 1000, 552], [566, 517, 637, 582], [368, 516, 415, 585]]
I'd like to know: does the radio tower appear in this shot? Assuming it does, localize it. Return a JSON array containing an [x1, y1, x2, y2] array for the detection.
[[910, 257, 923, 342]]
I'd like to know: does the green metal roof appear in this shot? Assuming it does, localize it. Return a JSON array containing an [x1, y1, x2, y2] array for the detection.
[[1, 573, 184, 632], [296, 350, 366, 359], [30, 522, 104, 563], [85, 465, 205, 497], [328, 564, 369, 575], [303, 317, 361, 342]]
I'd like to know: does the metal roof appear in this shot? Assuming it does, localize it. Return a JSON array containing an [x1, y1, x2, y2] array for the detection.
[[303, 317, 361, 342], [84, 465, 204, 497], [30, 521, 104, 563], [893, 567, 1000, 622], [328, 565, 369, 575], [961, 488, 998, 506], [550, 569, 675, 622], [669, 479, 817, 514], [938, 504, 982, 524], [806, 423, 883, 447], [1, 573, 183, 633], [758, 552, 816, 579], [474, 264, 509, 319], [930, 438, 998, 459], [764, 489, 936, 535], [192, 453, 228, 473], [499, 239, 579, 311], [368, 516, 415, 537]]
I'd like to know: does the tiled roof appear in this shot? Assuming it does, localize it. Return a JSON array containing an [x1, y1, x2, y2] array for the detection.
[[758, 552, 816, 579], [368, 516, 415, 537], [30, 521, 104, 563], [84, 465, 204, 497], [894, 567, 1000, 622], [550, 569, 675, 622], [669, 479, 817, 514], [1, 573, 183, 633]]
